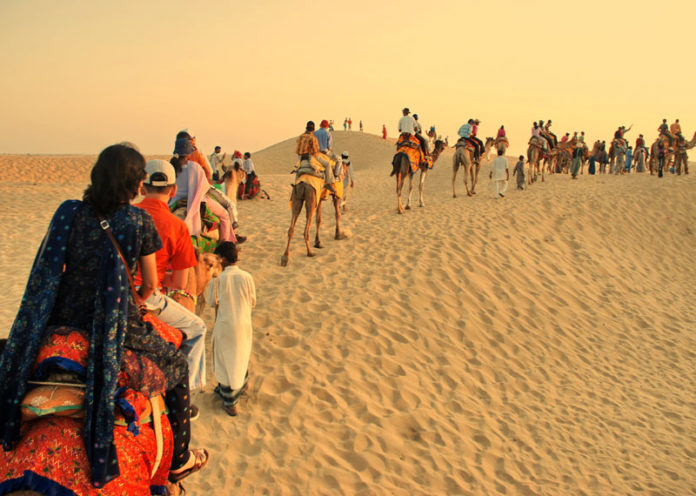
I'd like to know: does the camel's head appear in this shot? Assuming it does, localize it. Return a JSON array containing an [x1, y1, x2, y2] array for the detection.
[[433, 139, 446, 153], [199, 252, 223, 278], [484, 137, 495, 146]]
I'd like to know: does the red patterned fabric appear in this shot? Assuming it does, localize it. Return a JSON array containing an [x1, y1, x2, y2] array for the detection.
[[0, 416, 172, 495], [142, 313, 183, 350]]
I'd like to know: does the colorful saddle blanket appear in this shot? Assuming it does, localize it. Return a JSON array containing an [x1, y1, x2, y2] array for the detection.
[[455, 137, 476, 151], [396, 134, 431, 174]]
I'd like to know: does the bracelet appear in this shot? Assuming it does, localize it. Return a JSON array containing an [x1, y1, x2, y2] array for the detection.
[[165, 288, 196, 304]]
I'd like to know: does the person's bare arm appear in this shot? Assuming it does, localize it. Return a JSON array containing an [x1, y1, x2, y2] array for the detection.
[[168, 269, 188, 291], [138, 253, 158, 301]]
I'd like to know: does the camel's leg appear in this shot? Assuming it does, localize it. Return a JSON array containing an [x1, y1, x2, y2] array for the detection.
[[334, 196, 346, 240], [281, 194, 304, 266], [405, 171, 415, 209], [471, 164, 480, 194], [464, 165, 472, 196], [314, 198, 324, 248], [452, 161, 458, 198], [418, 169, 426, 207], [396, 170, 406, 214], [305, 198, 316, 257]]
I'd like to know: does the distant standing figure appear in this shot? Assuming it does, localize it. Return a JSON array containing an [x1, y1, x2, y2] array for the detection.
[[340, 151, 355, 212], [382, 124, 387, 140], [209, 145, 225, 182], [348, 118, 352, 130], [359, 120, 363, 132], [512, 155, 525, 190], [205, 242, 256, 416], [571, 146, 583, 179], [242, 152, 257, 198], [657, 142, 666, 177], [489, 149, 509, 198], [625, 146, 633, 173], [343, 119, 347, 131]]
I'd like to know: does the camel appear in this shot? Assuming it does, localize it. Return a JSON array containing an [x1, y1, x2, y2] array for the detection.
[[391, 139, 446, 213], [556, 148, 572, 174], [672, 131, 696, 175], [452, 137, 495, 197], [648, 138, 674, 175], [280, 179, 320, 266], [611, 139, 627, 174], [525, 136, 546, 183], [169, 251, 222, 315], [495, 136, 509, 155], [633, 147, 648, 173]]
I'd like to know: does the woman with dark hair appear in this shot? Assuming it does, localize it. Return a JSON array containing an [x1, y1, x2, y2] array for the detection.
[[0, 143, 207, 494], [169, 154, 240, 244]]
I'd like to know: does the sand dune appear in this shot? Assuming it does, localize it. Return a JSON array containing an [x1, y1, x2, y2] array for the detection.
[[1, 133, 695, 495]]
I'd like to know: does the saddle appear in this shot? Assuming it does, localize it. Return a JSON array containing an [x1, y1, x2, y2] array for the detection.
[[396, 134, 428, 173], [455, 137, 475, 152], [528, 136, 546, 149]]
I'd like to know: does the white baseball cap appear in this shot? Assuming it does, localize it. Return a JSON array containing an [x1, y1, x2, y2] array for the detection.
[[144, 159, 176, 186]]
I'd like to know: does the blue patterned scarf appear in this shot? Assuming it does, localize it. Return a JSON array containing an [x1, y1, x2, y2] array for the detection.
[[0, 200, 135, 488]]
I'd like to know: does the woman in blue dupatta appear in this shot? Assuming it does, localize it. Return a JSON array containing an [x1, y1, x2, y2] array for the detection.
[[0, 144, 208, 493]]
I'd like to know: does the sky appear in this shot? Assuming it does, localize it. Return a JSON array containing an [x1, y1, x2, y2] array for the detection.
[[1, 0, 694, 158]]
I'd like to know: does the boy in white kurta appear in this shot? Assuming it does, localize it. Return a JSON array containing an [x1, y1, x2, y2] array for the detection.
[[489, 149, 510, 198], [204, 242, 256, 416]]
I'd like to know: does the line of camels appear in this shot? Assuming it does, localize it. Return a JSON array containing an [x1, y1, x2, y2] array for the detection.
[[278, 129, 695, 266]]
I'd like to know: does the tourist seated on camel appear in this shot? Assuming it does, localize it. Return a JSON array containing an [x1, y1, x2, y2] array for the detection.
[[134, 159, 208, 392], [169, 154, 242, 245], [458, 119, 482, 163], [0, 143, 208, 495], [174, 129, 213, 182], [295, 121, 335, 192]]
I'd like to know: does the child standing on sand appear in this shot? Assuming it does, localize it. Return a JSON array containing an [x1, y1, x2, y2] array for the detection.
[[205, 242, 256, 416], [512, 155, 525, 190]]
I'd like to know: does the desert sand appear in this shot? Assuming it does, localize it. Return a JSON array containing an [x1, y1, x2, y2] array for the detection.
[[1, 132, 695, 495]]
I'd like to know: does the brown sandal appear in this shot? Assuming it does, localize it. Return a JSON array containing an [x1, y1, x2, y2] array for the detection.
[[169, 448, 209, 483]]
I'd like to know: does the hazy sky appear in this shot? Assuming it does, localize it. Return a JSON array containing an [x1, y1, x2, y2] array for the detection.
[[1, 0, 694, 157]]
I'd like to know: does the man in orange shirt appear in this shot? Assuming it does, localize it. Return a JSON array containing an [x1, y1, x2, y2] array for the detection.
[[135, 159, 208, 392]]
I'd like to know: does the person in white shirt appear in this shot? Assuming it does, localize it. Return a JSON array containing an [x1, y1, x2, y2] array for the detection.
[[242, 152, 257, 198], [489, 149, 510, 198], [209, 145, 225, 181], [204, 242, 256, 416], [398, 107, 417, 137]]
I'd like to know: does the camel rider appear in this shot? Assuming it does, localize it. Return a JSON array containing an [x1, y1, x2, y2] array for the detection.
[[296, 121, 335, 192], [670, 119, 684, 141], [635, 134, 648, 155], [458, 119, 482, 162], [543, 120, 558, 148], [412, 113, 430, 157], [471, 119, 485, 159], [531, 122, 546, 150], [658, 119, 673, 148], [539, 120, 552, 149], [398, 107, 417, 138], [314, 119, 340, 174], [579, 131, 586, 144]]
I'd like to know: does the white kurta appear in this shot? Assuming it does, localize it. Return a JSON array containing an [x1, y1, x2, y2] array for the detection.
[[204, 265, 256, 389]]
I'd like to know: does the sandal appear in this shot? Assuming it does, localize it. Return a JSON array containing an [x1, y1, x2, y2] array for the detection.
[[169, 448, 210, 483], [166, 481, 186, 496]]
